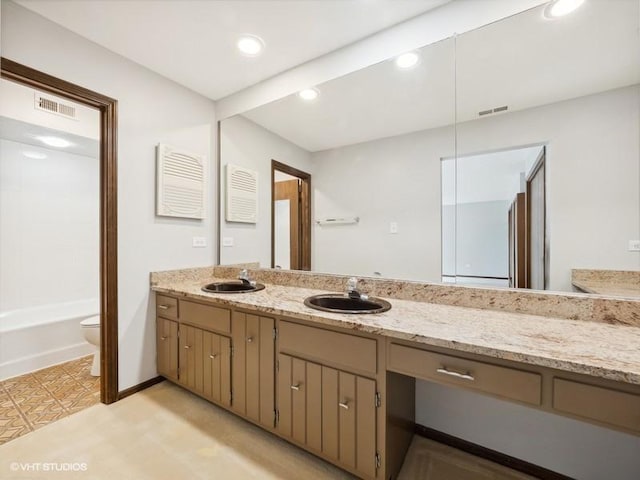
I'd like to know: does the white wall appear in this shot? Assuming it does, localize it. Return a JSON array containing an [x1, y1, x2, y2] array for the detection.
[[0, 78, 99, 140], [219, 115, 312, 267], [457, 85, 640, 291], [1, 1, 217, 391], [310, 85, 640, 289], [311, 125, 455, 281], [416, 381, 640, 480], [0, 139, 99, 314], [216, 0, 546, 118]]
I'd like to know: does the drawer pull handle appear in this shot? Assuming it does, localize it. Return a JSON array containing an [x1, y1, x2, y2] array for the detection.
[[160, 336, 168, 341], [290, 384, 301, 391], [209, 354, 217, 359], [158, 304, 170, 310], [339, 402, 350, 410], [184, 345, 191, 349], [247, 337, 254, 343], [436, 367, 474, 381]]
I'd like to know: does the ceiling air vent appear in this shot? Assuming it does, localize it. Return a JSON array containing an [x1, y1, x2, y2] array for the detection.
[[34, 92, 77, 120], [478, 105, 509, 117]]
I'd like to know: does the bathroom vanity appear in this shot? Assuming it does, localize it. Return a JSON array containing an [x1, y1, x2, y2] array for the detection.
[[151, 268, 640, 480]]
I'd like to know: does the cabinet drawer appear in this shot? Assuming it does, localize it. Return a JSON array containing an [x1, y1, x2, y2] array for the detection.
[[156, 295, 178, 320], [279, 321, 377, 376], [388, 343, 541, 405], [180, 300, 231, 334], [553, 378, 640, 433]]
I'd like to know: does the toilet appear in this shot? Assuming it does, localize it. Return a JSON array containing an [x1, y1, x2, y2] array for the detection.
[[80, 315, 101, 376]]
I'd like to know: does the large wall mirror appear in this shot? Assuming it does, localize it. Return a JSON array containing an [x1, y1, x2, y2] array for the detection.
[[219, 0, 640, 296]]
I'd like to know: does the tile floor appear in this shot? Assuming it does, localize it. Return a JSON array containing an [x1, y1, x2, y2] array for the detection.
[[0, 356, 100, 445]]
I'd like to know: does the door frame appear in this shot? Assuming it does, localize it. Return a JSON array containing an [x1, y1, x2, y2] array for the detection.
[[525, 146, 547, 290], [1, 58, 119, 404], [271, 160, 311, 270]]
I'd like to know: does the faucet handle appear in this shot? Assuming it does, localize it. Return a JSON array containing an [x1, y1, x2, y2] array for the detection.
[[347, 277, 358, 292], [239, 269, 249, 280]]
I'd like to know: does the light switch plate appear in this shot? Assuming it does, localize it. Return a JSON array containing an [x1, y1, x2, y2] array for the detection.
[[390, 222, 398, 234], [629, 240, 640, 252], [222, 237, 234, 247], [192, 236, 207, 248]]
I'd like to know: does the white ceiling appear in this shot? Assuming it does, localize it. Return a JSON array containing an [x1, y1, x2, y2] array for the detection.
[[442, 146, 543, 205], [242, 0, 640, 152], [15, 0, 450, 100], [0, 116, 99, 158]]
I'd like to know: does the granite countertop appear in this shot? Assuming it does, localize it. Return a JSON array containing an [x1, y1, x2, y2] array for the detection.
[[151, 276, 640, 386], [572, 280, 640, 298]]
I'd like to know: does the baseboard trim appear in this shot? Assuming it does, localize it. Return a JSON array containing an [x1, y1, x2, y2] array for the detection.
[[414, 424, 573, 480], [118, 376, 164, 401]]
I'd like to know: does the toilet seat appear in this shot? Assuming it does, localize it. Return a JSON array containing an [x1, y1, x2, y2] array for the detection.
[[81, 315, 100, 328]]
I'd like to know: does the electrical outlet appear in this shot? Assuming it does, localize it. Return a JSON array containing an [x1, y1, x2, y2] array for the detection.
[[390, 222, 398, 234], [192, 236, 206, 248], [629, 240, 640, 252], [222, 237, 234, 247]]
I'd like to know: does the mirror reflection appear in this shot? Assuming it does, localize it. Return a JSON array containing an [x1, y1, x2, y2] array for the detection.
[[220, 1, 640, 296]]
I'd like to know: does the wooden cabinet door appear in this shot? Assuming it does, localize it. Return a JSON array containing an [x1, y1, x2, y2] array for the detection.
[[355, 376, 377, 478], [233, 312, 275, 427], [322, 367, 377, 477], [202, 330, 231, 407], [179, 324, 199, 390], [277, 353, 293, 437], [156, 317, 178, 381], [278, 354, 321, 448], [179, 324, 231, 406]]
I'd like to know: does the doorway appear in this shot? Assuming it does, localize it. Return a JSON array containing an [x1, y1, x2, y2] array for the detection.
[[271, 160, 311, 270], [1, 58, 118, 405], [441, 145, 546, 289]]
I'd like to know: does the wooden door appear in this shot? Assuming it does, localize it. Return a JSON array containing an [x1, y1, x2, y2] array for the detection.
[[508, 192, 527, 288], [274, 179, 300, 269], [527, 149, 546, 290], [156, 317, 178, 381]]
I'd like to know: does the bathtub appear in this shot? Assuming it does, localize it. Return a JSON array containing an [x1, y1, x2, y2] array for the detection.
[[0, 299, 99, 380]]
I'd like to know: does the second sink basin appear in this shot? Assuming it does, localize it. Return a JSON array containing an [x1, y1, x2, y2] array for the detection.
[[304, 294, 391, 314], [202, 281, 265, 294]]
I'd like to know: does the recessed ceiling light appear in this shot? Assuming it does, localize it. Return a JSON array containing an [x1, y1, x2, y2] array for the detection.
[[395, 52, 420, 69], [23, 151, 47, 160], [37, 136, 72, 148], [298, 88, 319, 101], [544, 0, 585, 18], [237, 34, 265, 56]]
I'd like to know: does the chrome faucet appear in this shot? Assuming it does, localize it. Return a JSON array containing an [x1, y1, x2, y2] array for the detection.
[[238, 269, 256, 286], [346, 277, 368, 300]]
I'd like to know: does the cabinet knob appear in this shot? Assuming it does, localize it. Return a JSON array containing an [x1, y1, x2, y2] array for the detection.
[[158, 304, 170, 310], [209, 354, 217, 359], [184, 345, 191, 349], [247, 336, 254, 343], [160, 336, 168, 341], [339, 401, 349, 410], [290, 384, 301, 391]]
